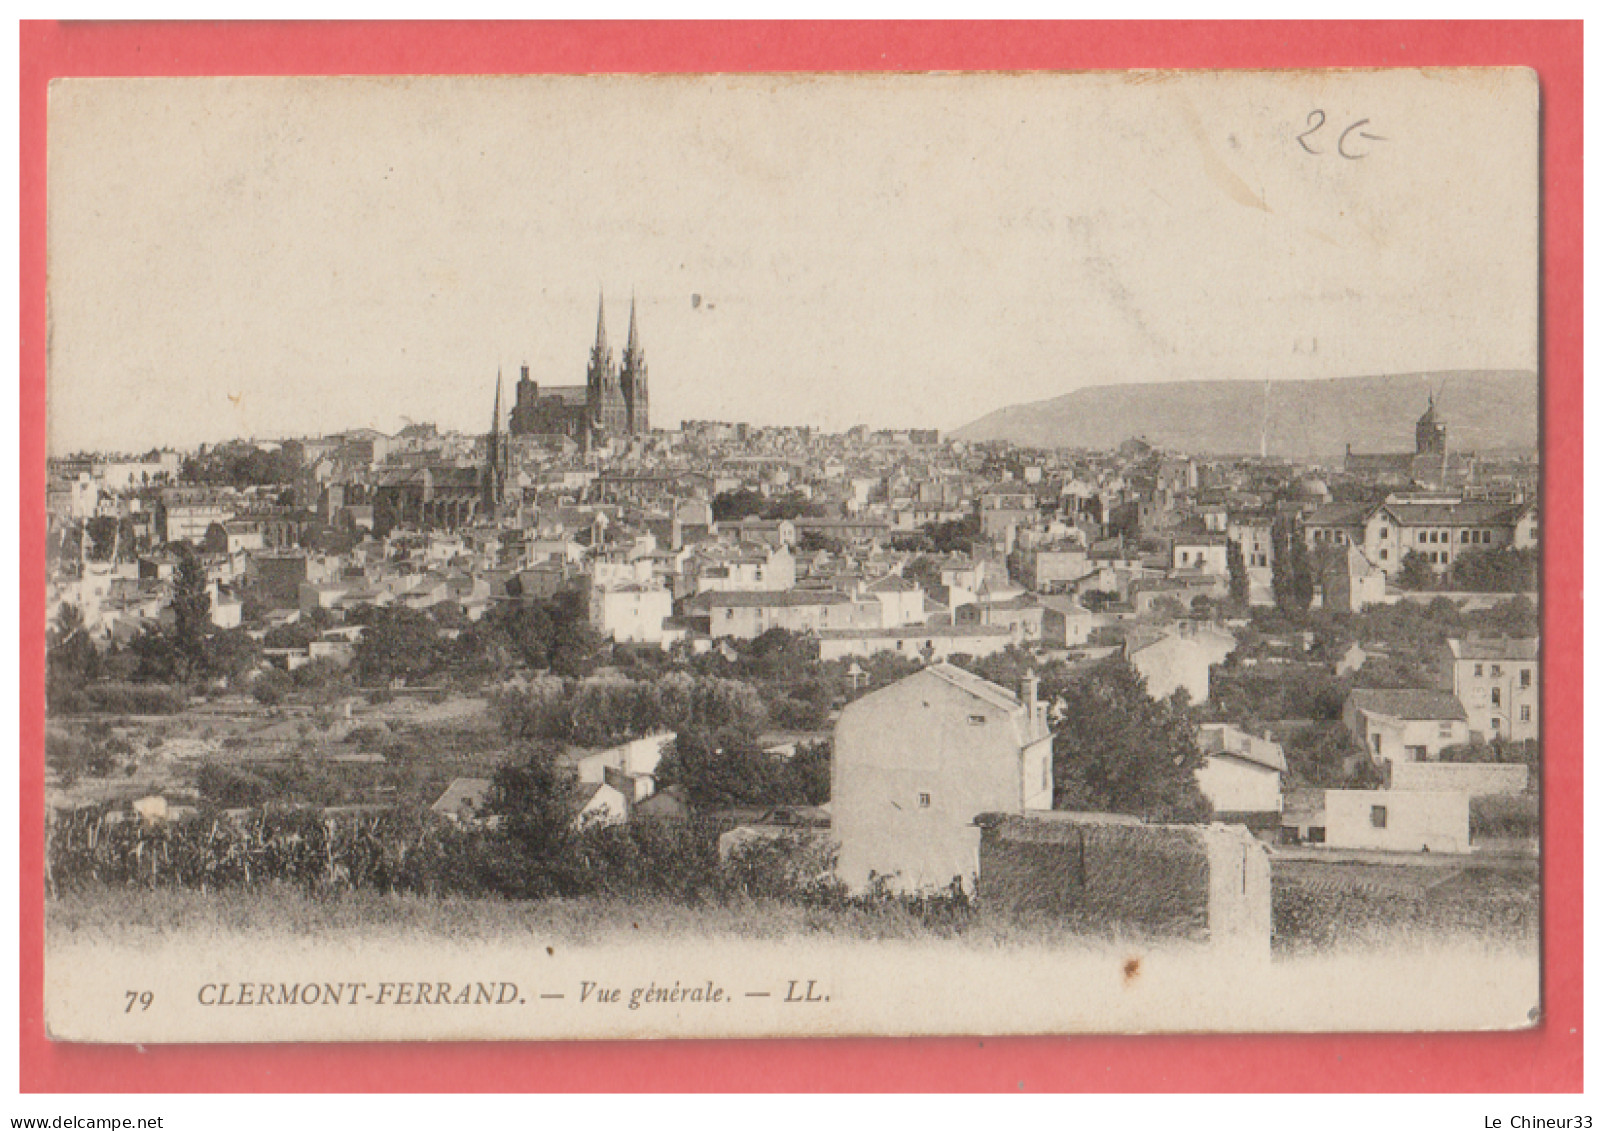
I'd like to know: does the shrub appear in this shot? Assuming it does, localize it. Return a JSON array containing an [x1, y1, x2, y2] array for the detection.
[[252, 669, 293, 706], [1470, 794, 1540, 840], [78, 683, 187, 715]]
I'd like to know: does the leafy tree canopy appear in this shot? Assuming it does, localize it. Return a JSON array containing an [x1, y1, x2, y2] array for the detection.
[[1052, 657, 1211, 823]]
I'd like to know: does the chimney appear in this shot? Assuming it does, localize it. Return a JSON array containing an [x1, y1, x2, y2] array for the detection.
[[1021, 671, 1042, 734]]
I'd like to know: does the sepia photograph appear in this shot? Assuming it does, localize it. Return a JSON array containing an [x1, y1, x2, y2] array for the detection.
[[40, 66, 1544, 1044]]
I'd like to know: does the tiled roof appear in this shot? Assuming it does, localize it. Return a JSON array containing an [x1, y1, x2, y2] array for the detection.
[[926, 662, 1025, 714], [430, 777, 493, 815], [1380, 502, 1521, 526], [1347, 688, 1467, 721], [695, 589, 853, 609], [1304, 503, 1370, 527], [817, 624, 1012, 641], [1449, 636, 1539, 661]]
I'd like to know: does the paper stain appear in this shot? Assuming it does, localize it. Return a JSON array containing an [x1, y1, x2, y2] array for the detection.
[[1177, 97, 1270, 213], [1122, 957, 1141, 985]]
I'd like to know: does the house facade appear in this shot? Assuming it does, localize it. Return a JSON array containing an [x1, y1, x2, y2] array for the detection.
[[1125, 624, 1236, 704], [833, 664, 1053, 892], [1443, 635, 1540, 742], [1193, 723, 1285, 827], [697, 589, 882, 640], [1342, 688, 1470, 764], [1323, 788, 1470, 854]]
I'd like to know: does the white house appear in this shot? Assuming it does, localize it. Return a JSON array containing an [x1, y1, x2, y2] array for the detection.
[[832, 664, 1053, 893], [816, 623, 1016, 663], [1342, 689, 1470, 765], [861, 574, 927, 628], [573, 781, 630, 827], [1323, 788, 1470, 854], [1171, 534, 1229, 576], [574, 731, 676, 802], [1442, 635, 1540, 743], [1125, 623, 1236, 704], [1194, 723, 1286, 826], [588, 582, 674, 645]]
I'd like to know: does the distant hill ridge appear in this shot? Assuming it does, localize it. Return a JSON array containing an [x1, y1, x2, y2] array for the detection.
[[952, 370, 1539, 460]]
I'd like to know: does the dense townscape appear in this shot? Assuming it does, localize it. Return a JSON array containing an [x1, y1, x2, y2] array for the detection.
[[45, 300, 1540, 951]]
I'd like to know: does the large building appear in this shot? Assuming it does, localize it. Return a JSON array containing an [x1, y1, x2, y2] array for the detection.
[[1343, 394, 1469, 488], [1303, 496, 1538, 578], [509, 293, 650, 444]]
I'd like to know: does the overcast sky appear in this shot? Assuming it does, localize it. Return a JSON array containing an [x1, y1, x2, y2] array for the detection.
[[47, 69, 1537, 454]]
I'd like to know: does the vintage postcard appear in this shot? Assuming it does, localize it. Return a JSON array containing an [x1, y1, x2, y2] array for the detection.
[[42, 68, 1541, 1043]]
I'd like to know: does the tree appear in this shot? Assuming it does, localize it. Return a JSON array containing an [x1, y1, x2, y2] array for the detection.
[[252, 667, 293, 705], [786, 740, 832, 805], [170, 544, 212, 680], [711, 488, 766, 523], [1280, 721, 1366, 788], [204, 628, 261, 684], [48, 603, 98, 684], [1397, 550, 1435, 592], [544, 590, 604, 677], [1270, 522, 1314, 616], [1226, 538, 1250, 608], [926, 514, 981, 554], [1451, 547, 1538, 594], [654, 728, 797, 809], [1270, 523, 1295, 612], [485, 744, 583, 897], [1051, 657, 1211, 823], [1288, 532, 1315, 613], [350, 606, 445, 685]]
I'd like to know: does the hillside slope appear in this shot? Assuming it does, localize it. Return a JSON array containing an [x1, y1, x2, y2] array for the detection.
[[952, 371, 1539, 460]]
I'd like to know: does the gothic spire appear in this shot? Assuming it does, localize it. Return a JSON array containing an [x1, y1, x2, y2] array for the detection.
[[491, 367, 503, 437], [626, 293, 642, 359], [592, 291, 610, 360]]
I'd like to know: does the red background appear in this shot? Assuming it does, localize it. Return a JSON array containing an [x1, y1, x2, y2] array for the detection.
[[19, 20, 1583, 1093]]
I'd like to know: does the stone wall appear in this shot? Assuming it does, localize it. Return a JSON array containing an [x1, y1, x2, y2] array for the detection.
[[976, 812, 1271, 956]]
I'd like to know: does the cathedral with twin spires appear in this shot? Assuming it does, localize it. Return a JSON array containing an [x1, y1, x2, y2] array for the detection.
[[508, 292, 651, 444]]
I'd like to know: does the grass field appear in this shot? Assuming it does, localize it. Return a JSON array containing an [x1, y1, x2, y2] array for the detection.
[[48, 882, 1161, 950], [43, 882, 1541, 1040]]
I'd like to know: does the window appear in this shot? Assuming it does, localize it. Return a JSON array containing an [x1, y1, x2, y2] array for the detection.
[[1380, 549, 1388, 561], [1521, 669, 1532, 689], [1491, 717, 1501, 731], [1520, 706, 1532, 723], [1474, 663, 1483, 677], [1491, 665, 1502, 678], [1370, 805, 1388, 829], [1042, 761, 1050, 791], [1491, 688, 1501, 707], [968, 714, 986, 726], [917, 792, 931, 809]]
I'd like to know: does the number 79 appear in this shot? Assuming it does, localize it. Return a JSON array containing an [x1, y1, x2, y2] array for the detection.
[[124, 990, 153, 1013]]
